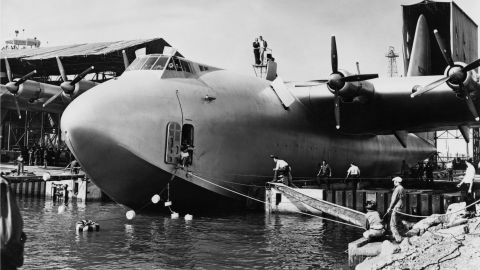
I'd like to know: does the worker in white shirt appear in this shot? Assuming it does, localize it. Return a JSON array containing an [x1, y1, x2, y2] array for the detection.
[[270, 155, 292, 185], [457, 158, 476, 216], [345, 162, 360, 184]]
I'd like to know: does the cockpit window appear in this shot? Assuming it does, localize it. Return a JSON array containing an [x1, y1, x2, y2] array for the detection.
[[142, 57, 158, 70], [152, 56, 169, 70], [126, 56, 148, 71], [126, 55, 170, 71]]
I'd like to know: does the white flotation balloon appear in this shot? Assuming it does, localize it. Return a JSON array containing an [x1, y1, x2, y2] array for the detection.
[[126, 210, 136, 220], [151, 194, 161, 204], [171, 212, 179, 219], [184, 214, 193, 221]]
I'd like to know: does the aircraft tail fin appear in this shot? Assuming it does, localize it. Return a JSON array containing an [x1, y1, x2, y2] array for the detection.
[[406, 14, 431, 77]]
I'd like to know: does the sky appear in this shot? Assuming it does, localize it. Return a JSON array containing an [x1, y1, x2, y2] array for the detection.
[[1, 0, 479, 156], [1, 0, 479, 81]]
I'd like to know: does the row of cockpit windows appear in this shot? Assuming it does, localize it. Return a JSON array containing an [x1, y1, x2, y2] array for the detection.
[[126, 55, 207, 74], [126, 56, 170, 71]]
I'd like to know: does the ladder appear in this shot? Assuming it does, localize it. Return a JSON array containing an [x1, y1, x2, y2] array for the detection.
[[270, 183, 367, 228]]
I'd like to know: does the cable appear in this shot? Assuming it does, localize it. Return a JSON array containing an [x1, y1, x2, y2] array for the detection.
[[393, 197, 480, 218], [188, 172, 364, 229]]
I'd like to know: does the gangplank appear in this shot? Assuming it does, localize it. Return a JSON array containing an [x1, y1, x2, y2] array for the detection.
[[268, 182, 367, 229]]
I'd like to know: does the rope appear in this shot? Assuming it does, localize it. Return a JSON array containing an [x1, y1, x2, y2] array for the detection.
[[392, 197, 480, 218], [188, 172, 364, 230]]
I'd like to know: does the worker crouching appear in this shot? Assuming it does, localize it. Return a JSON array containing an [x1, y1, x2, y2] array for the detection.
[[363, 201, 385, 240]]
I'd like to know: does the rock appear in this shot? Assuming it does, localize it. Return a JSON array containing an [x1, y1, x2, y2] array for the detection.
[[445, 202, 467, 224], [380, 240, 400, 256], [399, 238, 411, 252]]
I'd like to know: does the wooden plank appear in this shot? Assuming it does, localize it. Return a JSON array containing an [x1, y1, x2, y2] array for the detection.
[[355, 191, 365, 212], [272, 183, 367, 228]]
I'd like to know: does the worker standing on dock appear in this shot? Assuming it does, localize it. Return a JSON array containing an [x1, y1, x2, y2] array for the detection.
[[425, 160, 434, 183], [446, 160, 454, 181], [16, 154, 24, 176], [363, 201, 385, 240], [386, 176, 405, 243], [316, 160, 332, 185], [457, 158, 475, 217], [345, 162, 360, 185], [270, 155, 292, 186], [259, 36, 267, 65]]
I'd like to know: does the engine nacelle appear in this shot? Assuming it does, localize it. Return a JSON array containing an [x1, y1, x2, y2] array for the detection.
[[326, 69, 375, 103], [444, 62, 479, 95], [71, 80, 97, 99], [17, 80, 42, 100]]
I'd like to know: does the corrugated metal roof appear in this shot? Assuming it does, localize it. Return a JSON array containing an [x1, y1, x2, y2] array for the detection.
[[0, 38, 179, 79], [1, 38, 161, 60]]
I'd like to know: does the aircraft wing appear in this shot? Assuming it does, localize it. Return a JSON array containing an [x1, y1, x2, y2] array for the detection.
[[1, 38, 181, 111], [291, 75, 480, 136]]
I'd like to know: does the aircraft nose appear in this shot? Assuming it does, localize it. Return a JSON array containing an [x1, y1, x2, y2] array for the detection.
[[61, 75, 184, 207]]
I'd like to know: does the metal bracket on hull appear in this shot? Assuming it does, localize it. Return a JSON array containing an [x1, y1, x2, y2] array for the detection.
[[393, 130, 408, 148], [458, 125, 470, 143]]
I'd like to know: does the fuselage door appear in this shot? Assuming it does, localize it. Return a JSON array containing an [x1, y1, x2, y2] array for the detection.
[[165, 122, 182, 164]]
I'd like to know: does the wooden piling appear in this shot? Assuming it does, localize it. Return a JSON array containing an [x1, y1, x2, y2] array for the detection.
[[345, 190, 355, 209], [432, 194, 443, 214], [355, 191, 365, 212], [420, 193, 432, 216], [335, 190, 345, 206], [376, 191, 389, 215], [408, 192, 420, 214]]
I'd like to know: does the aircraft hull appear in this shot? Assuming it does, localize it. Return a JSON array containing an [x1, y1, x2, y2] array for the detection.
[[61, 70, 435, 210]]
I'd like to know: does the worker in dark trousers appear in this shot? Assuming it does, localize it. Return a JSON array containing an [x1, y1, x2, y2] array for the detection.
[[16, 154, 24, 176], [457, 158, 476, 217], [386, 176, 406, 243]]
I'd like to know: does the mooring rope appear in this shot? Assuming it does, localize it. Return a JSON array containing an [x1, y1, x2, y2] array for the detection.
[[187, 172, 364, 229], [392, 197, 480, 219]]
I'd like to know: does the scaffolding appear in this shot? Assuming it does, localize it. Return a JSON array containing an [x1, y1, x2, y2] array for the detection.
[[385, 46, 399, 77]]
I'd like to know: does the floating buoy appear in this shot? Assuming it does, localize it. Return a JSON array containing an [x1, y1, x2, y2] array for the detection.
[[42, 173, 51, 181], [171, 212, 179, 219], [151, 194, 161, 204], [184, 214, 193, 221], [126, 210, 136, 220], [164, 201, 172, 207], [58, 205, 66, 214], [76, 220, 100, 232]]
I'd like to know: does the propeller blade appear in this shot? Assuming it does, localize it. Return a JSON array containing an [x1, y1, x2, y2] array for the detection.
[[43, 91, 63, 108], [462, 58, 480, 73], [70, 66, 94, 85], [411, 76, 450, 98], [4, 58, 12, 82], [56, 56, 67, 81], [331, 36, 338, 73], [434, 29, 454, 67], [334, 91, 340, 129], [15, 70, 37, 86], [464, 88, 480, 121], [13, 96, 21, 119], [341, 74, 378, 82], [295, 83, 324, 87], [122, 50, 129, 70]]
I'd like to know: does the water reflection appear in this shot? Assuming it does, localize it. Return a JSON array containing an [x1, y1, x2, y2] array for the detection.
[[18, 198, 361, 269]]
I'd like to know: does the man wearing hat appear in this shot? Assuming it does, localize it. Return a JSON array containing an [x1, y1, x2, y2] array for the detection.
[[386, 176, 405, 242]]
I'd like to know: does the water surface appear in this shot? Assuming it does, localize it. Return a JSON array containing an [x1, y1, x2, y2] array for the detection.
[[18, 197, 362, 269]]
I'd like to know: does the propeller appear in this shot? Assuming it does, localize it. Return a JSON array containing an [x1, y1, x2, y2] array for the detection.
[[4, 57, 37, 119], [43, 56, 94, 107], [327, 36, 378, 129], [411, 29, 480, 121]]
